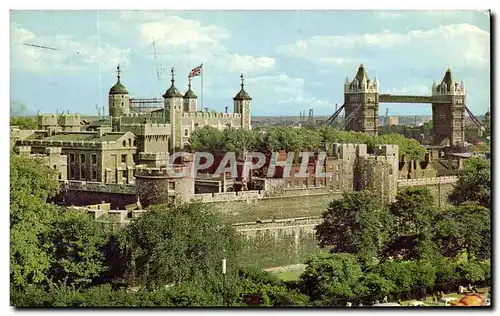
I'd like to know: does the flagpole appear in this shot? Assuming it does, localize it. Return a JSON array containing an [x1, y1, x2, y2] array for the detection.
[[201, 64, 203, 111]]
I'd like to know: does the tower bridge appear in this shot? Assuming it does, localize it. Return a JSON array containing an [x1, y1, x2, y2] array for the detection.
[[326, 64, 485, 147]]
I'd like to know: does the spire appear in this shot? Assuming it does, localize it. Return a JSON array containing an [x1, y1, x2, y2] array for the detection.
[[344, 76, 350, 85], [109, 64, 128, 95], [163, 66, 183, 98], [233, 73, 252, 101], [184, 76, 198, 99], [117, 64, 121, 82]]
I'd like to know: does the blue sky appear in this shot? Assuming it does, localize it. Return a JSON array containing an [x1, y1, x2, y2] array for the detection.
[[10, 10, 490, 116]]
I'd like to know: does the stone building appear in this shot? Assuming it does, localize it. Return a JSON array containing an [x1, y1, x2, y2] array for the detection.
[[14, 126, 137, 184], [14, 145, 68, 181], [109, 66, 252, 153]]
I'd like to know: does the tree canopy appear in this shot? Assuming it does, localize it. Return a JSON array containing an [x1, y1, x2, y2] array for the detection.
[[188, 126, 426, 160], [315, 191, 390, 263], [448, 157, 491, 208], [10, 116, 37, 129]]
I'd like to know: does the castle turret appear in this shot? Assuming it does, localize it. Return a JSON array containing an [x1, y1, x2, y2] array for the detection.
[[183, 77, 198, 112], [163, 68, 184, 151], [233, 73, 252, 130], [108, 65, 130, 130]]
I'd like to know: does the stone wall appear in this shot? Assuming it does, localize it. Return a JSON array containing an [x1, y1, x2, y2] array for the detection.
[[63, 189, 137, 209]]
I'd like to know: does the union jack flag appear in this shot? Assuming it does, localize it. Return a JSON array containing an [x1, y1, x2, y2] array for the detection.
[[189, 64, 203, 78]]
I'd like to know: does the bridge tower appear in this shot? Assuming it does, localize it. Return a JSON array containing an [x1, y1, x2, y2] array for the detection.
[[431, 69, 466, 146], [344, 64, 379, 135]]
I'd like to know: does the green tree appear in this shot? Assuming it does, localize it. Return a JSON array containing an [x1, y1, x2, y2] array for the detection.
[[300, 252, 365, 302], [373, 260, 414, 294], [10, 116, 37, 129], [316, 191, 391, 263], [449, 157, 491, 208], [361, 273, 396, 297], [47, 209, 112, 287], [10, 154, 60, 288], [384, 187, 440, 261], [435, 202, 490, 261], [121, 202, 243, 290]]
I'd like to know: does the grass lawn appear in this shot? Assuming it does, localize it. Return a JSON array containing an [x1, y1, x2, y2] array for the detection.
[[274, 270, 303, 281]]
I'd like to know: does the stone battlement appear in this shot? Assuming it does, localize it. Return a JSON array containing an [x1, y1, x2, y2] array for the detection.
[[183, 112, 241, 119], [139, 152, 169, 160], [397, 176, 458, 187], [193, 190, 265, 203], [19, 137, 126, 149], [122, 112, 165, 119], [65, 180, 136, 194]]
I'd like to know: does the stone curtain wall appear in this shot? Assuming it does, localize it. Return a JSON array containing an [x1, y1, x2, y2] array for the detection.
[[236, 218, 320, 269], [214, 192, 340, 224]]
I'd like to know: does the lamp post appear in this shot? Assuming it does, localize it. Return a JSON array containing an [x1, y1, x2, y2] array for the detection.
[[222, 249, 226, 307]]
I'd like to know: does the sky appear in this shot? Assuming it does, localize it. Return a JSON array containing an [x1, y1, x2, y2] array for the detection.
[[10, 10, 490, 117]]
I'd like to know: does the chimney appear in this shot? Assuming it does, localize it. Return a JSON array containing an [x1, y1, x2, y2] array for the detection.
[[97, 126, 112, 137], [225, 106, 228, 113]]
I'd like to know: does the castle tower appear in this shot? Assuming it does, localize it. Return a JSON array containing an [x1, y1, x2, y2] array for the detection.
[[233, 73, 252, 130], [108, 65, 130, 131], [431, 68, 466, 146], [344, 64, 379, 135], [163, 67, 184, 152], [183, 77, 198, 112]]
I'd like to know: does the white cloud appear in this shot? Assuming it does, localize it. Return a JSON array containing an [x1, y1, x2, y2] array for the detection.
[[10, 25, 131, 74], [125, 13, 275, 75], [247, 73, 330, 109], [228, 55, 275, 73], [277, 23, 490, 69]]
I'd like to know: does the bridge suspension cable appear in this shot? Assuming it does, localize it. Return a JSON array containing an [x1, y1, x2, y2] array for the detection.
[[343, 104, 363, 129], [464, 105, 486, 133], [325, 103, 345, 126]]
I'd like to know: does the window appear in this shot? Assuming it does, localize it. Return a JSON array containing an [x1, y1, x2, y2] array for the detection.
[[319, 180, 323, 187], [58, 173, 62, 180], [303, 180, 307, 187], [169, 182, 175, 190], [92, 170, 97, 180], [69, 153, 75, 163], [123, 140, 127, 147], [91, 154, 97, 164], [133, 140, 137, 147], [80, 154, 86, 164], [128, 139, 132, 147], [184, 129, 189, 137], [80, 167, 86, 180], [121, 154, 127, 163], [121, 102, 124, 107], [69, 167, 74, 179], [123, 170, 129, 183], [53, 165, 57, 169], [287, 181, 291, 188]]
